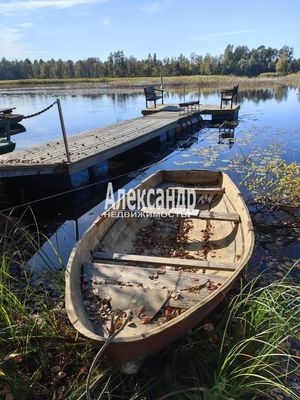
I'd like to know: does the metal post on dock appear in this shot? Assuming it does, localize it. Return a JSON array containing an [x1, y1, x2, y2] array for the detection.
[[56, 98, 71, 163], [160, 65, 164, 90]]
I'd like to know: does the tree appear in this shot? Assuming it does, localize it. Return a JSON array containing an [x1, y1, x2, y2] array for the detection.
[[276, 46, 294, 75], [276, 52, 289, 75], [65, 60, 75, 78], [0, 44, 299, 80]]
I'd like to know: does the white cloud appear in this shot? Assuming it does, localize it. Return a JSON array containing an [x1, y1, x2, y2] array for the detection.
[[0, 27, 40, 59], [0, 0, 108, 12], [17, 22, 33, 29], [99, 17, 110, 26], [141, 2, 160, 14], [141, 0, 173, 15], [196, 29, 261, 40]]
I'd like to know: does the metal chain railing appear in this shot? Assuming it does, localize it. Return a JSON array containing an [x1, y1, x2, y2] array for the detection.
[[22, 100, 57, 119]]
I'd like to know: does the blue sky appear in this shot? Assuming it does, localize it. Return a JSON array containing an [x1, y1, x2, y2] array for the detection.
[[1, 0, 299, 62]]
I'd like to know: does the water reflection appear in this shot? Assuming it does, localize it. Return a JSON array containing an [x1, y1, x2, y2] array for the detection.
[[238, 87, 289, 102], [217, 121, 238, 148]]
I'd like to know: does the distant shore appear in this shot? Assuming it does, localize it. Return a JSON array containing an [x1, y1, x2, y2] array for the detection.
[[1, 73, 300, 90]]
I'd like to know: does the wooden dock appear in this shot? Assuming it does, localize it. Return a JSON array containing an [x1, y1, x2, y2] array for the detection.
[[0, 104, 239, 185]]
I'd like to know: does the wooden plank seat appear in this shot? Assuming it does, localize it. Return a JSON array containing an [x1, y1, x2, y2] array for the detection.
[[130, 207, 240, 222], [163, 186, 225, 194], [144, 85, 164, 108], [93, 252, 237, 271], [220, 85, 238, 109], [179, 100, 200, 113], [179, 101, 200, 107], [179, 100, 199, 108]]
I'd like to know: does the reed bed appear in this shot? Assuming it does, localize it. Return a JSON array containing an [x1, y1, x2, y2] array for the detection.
[[0, 73, 300, 90]]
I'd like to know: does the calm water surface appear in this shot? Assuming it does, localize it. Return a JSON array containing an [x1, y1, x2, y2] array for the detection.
[[1, 85, 299, 273]]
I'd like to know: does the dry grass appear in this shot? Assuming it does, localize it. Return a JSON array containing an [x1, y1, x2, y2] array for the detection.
[[1, 73, 300, 90]]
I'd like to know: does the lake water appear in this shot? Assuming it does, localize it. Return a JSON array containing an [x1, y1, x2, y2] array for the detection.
[[1, 84, 299, 275]]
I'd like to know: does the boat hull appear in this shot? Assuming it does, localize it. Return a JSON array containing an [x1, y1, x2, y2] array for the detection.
[[65, 169, 255, 373]]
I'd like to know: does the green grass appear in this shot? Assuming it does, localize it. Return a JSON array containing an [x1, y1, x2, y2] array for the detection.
[[213, 266, 299, 400], [1, 221, 298, 399]]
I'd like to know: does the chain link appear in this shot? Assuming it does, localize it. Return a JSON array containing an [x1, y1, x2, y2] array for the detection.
[[22, 100, 57, 119]]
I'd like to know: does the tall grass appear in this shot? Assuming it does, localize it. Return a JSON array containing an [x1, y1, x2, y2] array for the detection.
[[1, 73, 300, 89], [0, 211, 93, 399], [136, 263, 299, 400], [211, 263, 299, 400]]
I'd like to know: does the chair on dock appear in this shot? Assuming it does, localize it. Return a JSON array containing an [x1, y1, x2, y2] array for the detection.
[[220, 85, 238, 109], [144, 85, 164, 108]]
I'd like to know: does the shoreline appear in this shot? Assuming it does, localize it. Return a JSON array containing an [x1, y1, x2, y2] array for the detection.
[[1, 73, 300, 90]]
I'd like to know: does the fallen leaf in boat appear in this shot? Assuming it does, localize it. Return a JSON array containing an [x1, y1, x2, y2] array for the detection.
[[137, 305, 145, 316], [100, 313, 110, 321], [114, 318, 125, 330], [140, 316, 152, 324], [170, 291, 181, 300], [206, 281, 219, 291], [164, 306, 175, 317]]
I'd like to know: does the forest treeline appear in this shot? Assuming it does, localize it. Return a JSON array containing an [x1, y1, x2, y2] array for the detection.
[[1, 44, 299, 80]]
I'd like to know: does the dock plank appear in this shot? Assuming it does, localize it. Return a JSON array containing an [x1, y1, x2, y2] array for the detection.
[[0, 104, 239, 179], [0, 112, 182, 177]]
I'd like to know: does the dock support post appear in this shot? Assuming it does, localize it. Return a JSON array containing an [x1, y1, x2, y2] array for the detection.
[[57, 98, 71, 163], [4, 117, 11, 141]]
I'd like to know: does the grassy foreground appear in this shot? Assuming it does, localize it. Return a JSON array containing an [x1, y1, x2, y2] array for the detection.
[[0, 177, 299, 400]]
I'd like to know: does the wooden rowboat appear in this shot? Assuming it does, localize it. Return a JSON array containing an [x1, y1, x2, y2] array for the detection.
[[65, 169, 255, 373]]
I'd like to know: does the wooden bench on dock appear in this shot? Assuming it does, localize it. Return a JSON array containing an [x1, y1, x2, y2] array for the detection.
[[179, 100, 200, 113], [220, 85, 238, 109], [144, 85, 164, 108]]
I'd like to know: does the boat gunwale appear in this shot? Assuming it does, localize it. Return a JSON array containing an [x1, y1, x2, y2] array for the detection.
[[65, 169, 255, 345]]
